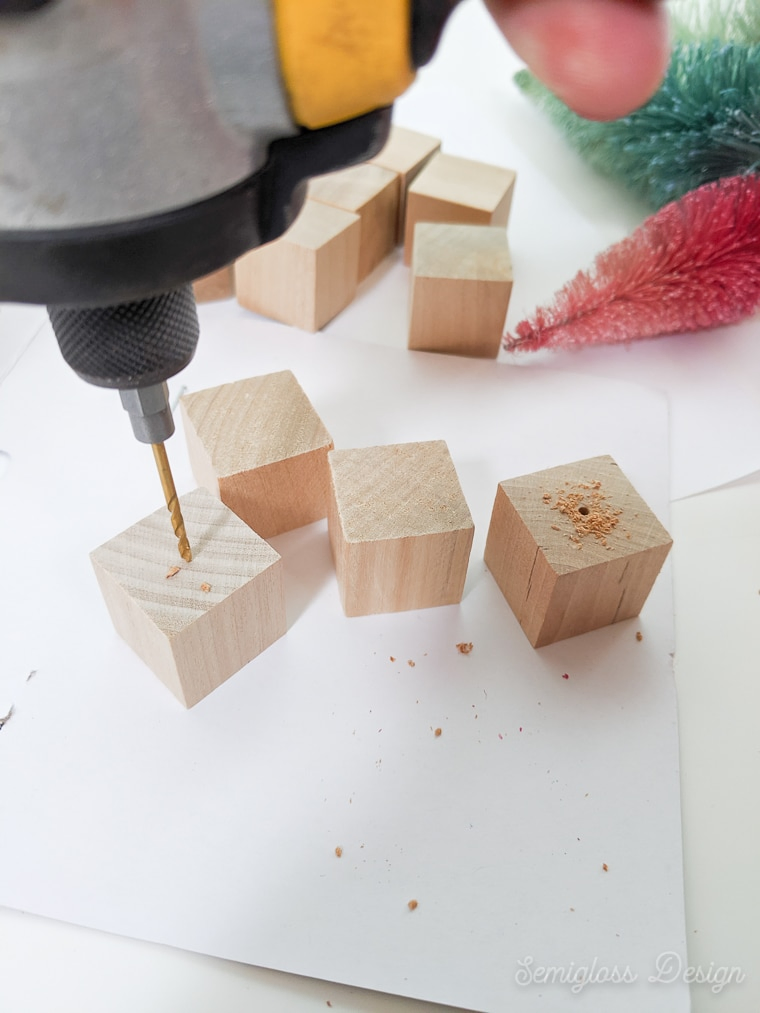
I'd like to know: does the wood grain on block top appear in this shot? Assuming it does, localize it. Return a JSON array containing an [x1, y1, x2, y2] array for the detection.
[[413, 222, 512, 280], [330, 441, 473, 540]]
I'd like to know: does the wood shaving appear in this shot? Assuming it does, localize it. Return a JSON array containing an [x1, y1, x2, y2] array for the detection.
[[165, 565, 181, 579], [636, 631, 643, 642], [200, 582, 211, 593], [434, 727, 442, 737], [408, 899, 418, 911], [455, 642, 473, 655], [407, 659, 415, 668], [548, 479, 622, 547], [335, 846, 343, 858], [602, 863, 609, 872], [389, 656, 396, 662]]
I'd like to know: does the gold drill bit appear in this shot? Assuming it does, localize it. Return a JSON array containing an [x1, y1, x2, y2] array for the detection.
[[151, 442, 192, 562]]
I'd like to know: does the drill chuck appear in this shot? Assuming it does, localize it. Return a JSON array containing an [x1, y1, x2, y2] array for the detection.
[[47, 287, 199, 444], [47, 287, 199, 390]]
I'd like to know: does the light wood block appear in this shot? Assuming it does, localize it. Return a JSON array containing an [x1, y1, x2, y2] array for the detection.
[[193, 264, 235, 303], [91, 488, 286, 708], [235, 200, 360, 331], [403, 152, 516, 264], [327, 441, 474, 617], [180, 370, 334, 539], [369, 125, 441, 242], [484, 455, 672, 647], [409, 223, 512, 358], [308, 163, 400, 280]]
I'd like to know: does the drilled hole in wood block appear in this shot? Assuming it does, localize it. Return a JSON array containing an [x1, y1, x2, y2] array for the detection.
[[484, 455, 672, 647]]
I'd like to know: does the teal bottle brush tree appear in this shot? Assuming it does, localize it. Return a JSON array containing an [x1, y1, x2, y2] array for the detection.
[[515, 41, 760, 211]]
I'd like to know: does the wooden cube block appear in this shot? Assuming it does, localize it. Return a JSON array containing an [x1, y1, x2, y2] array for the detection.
[[180, 370, 334, 539], [484, 455, 672, 647], [403, 152, 516, 264], [235, 200, 360, 331], [327, 441, 474, 616], [369, 125, 441, 242], [90, 488, 286, 708], [409, 223, 513, 358], [308, 163, 400, 280], [193, 264, 235, 303]]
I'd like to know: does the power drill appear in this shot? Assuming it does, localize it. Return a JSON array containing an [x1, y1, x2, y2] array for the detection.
[[0, 0, 459, 554]]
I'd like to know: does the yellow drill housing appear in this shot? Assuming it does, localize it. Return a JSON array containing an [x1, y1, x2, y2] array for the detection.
[[273, 0, 416, 129]]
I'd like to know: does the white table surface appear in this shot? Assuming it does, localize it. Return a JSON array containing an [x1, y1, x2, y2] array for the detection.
[[2, 2, 758, 1010]]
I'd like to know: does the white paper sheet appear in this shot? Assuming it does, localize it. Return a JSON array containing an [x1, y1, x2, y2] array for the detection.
[[0, 315, 687, 1012]]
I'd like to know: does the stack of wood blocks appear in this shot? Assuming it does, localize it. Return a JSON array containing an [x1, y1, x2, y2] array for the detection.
[[91, 371, 671, 707], [405, 153, 515, 358], [104, 138, 672, 707], [196, 126, 516, 355]]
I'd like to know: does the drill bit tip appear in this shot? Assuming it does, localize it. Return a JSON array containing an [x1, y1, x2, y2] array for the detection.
[[151, 442, 192, 563]]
